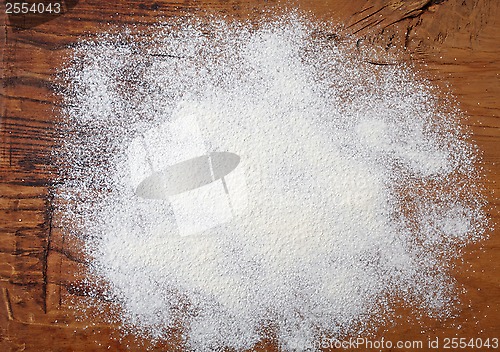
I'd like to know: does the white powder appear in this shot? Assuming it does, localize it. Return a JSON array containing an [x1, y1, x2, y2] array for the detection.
[[55, 15, 489, 351]]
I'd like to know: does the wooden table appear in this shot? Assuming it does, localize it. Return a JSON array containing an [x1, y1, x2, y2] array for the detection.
[[1, 0, 499, 350]]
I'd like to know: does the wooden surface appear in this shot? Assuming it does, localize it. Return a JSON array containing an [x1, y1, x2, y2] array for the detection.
[[1, 0, 499, 351]]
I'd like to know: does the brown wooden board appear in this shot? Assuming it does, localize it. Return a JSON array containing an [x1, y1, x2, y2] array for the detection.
[[1, 0, 499, 351]]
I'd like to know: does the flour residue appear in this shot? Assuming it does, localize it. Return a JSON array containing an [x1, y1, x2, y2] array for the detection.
[[55, 15, 488, 351]]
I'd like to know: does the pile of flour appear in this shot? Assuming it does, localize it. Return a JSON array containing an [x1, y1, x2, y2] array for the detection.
[[55, 15, 488, 350]]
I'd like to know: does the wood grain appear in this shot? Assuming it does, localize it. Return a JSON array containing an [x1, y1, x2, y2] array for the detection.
[[1, 0, 499, 351]]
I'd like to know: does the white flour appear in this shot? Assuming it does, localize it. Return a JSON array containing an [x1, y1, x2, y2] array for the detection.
[[55, 15, 489, 351]]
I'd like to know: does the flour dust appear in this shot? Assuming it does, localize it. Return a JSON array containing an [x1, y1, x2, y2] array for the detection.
[[55, 15, 488, 351]]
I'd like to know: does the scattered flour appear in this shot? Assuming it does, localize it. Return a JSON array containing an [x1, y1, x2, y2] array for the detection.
[[55, 14, 489, 351]]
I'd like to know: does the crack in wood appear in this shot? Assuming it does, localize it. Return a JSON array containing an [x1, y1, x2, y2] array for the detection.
[[2, 288, 14, 321], [365, 60, 399, 65], [41, 190, 55, 314], [348, 5, 388, 30]]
